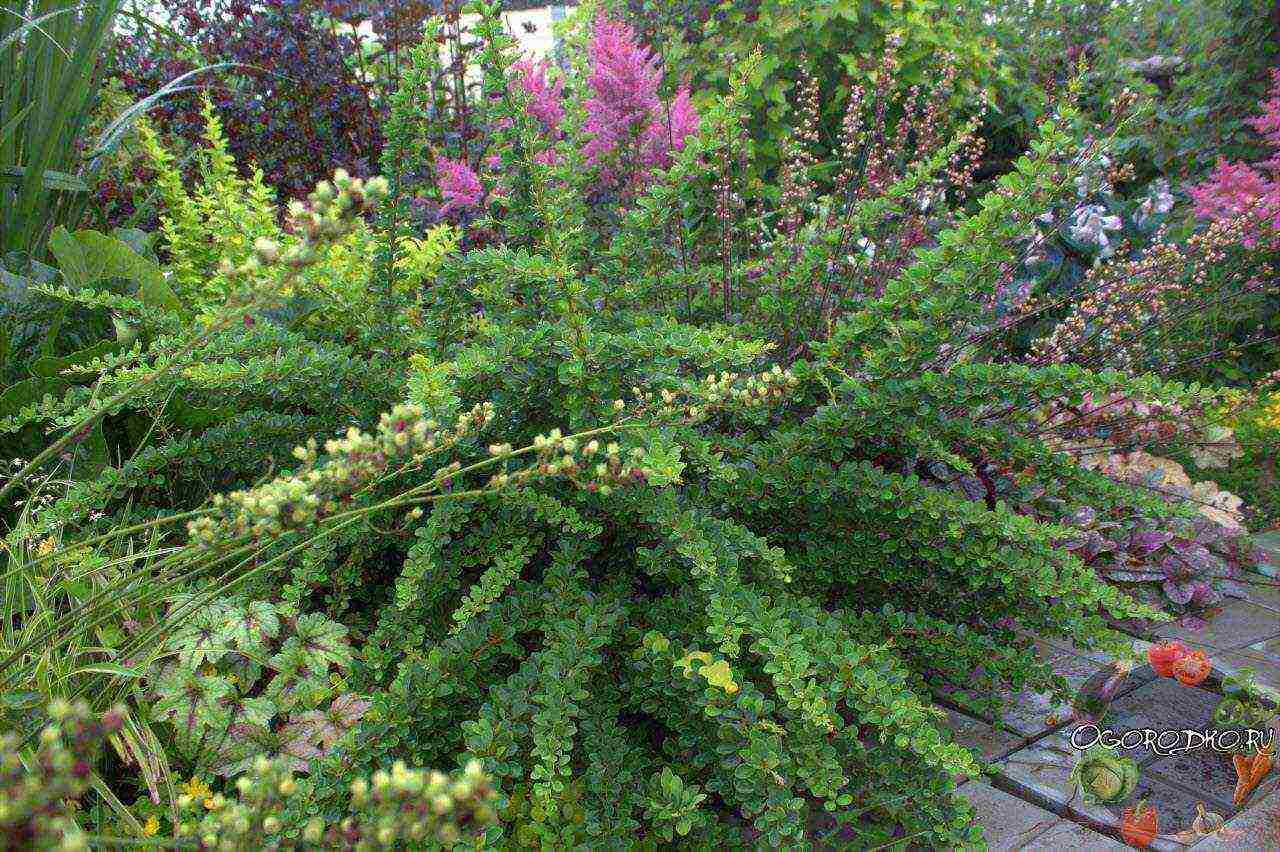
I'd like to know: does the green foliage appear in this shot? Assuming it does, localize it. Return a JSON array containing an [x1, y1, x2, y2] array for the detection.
[[617, 0, 997, 180], [151, 597, 369, 779], [979, 0, 1280, 180], [136, 99, 282, 312], [2, 3, 1273, 849]]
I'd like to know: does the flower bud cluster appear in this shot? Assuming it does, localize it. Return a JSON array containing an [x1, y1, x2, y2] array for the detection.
[[621, 364, 802, 428], [188, 402, 494, 547], [0, 701, 124, 852], [1030, 213, 1277, 370], [484, 428, 651, 497], [218, 169, 390, 298], [175, 755, 494, 850]]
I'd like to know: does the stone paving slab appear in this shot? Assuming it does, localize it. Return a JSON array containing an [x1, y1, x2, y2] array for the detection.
[[990, 730, 1119, 824], [944, 708, 1026, 760], [960, 782, 1126, 850], [1144, 748, 1264, 815], [1152, 599, 1280, 651], [1239, 572, 1280, 613], [1187, 785, 1280, 849], [1208, 634, 1280, 693]]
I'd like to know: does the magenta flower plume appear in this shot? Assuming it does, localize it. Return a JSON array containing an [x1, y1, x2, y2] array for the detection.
[[1247, 68, 1280, 158], [641, 87, 700, 171], [1189, 161, 1275, 221], [1189, 66, 1280, 239], [514, 58, 565, 135], [581, 16, 663, 170], [435, 155, 483, 215]]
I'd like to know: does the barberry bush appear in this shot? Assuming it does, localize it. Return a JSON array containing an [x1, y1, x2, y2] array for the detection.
[[1, 1, 1276, 849]]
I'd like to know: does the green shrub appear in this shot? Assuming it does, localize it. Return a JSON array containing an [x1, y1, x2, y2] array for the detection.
[[2, 3, 1272, 849]]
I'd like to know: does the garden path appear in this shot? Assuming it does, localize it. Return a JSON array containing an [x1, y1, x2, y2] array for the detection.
[[947, 532, 1280, 849]]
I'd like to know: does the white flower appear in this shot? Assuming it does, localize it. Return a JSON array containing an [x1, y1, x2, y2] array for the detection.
[[856, 237, 876, 260], [1069, 204, 1122, 251]]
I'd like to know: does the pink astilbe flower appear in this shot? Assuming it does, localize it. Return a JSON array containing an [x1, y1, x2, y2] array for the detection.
[[1247, 68, 1280, 158], [434, 155, 483, 215], [513, 58, 565, 135], [641, 87, 700, 171], [1189, 160, 1275, 221], [581, 16, 663, 172], [1189, 67, 1280, 240]]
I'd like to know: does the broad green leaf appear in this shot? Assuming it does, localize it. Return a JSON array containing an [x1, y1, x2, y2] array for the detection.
[[48, 226, 183, 314]]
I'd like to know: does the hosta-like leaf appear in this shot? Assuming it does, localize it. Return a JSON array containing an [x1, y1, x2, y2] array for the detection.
[[291, 613, 351, 676], [221, 600, 281, 656], [153, 665, 233, 737]]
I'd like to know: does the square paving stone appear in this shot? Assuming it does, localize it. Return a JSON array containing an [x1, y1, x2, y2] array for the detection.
[[1254, 532, 1280, 566], [1237, 571, 1280, 614], [993, 731, 1118, 827], [1143, 750, 1239, 814], [1188, 785, 1280, 850], [1034, 638, 1155, 694], [1056, 678, 1224, 766], [944, 708, 1026, 760], [1153, 600, 1280, 650], [1213, 633, 1280, 693], [960, 782, 1124, 851], [1015, 818, 1129, 850], [1103, 772, 1226, 852], [1107, 679, 1224, 762]]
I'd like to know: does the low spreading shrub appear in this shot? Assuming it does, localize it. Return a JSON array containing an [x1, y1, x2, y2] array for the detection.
[[2, 1, 1275, 848]]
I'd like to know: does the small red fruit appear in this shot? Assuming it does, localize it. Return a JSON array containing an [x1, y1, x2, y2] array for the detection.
[[1173, 651, 1212, 686], [1147, 641, 1188, 678]]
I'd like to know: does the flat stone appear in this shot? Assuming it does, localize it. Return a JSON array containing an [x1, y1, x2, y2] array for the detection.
[[1238, 571, 1280, 613], [1014, 819, 1128, 850], [1102, 679, 1223, 764], [1035, 638, 1124, 691], [944, 708, 1026, 760], [1188, 785, 1280, 849], [993, 731, 1118, 827], [961, 782, 1123, 850], [1153, 599, 1280, 650], [1143, 749, 1239, 813], [1105, 772, 1228, 852], [1211, 633, 1280, 692]]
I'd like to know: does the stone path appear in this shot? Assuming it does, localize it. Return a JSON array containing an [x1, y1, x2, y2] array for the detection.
[[949, 532, 1280, 849]]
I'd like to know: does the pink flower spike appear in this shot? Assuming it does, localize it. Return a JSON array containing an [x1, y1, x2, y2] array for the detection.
[[582, 16, 663, 170], [434, 155, 483, 215], [513, 57, 565, 135], [642, 87, 700, 171]]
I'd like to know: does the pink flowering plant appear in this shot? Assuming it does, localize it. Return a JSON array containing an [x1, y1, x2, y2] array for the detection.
[[1190, 67, 1280, 242]]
